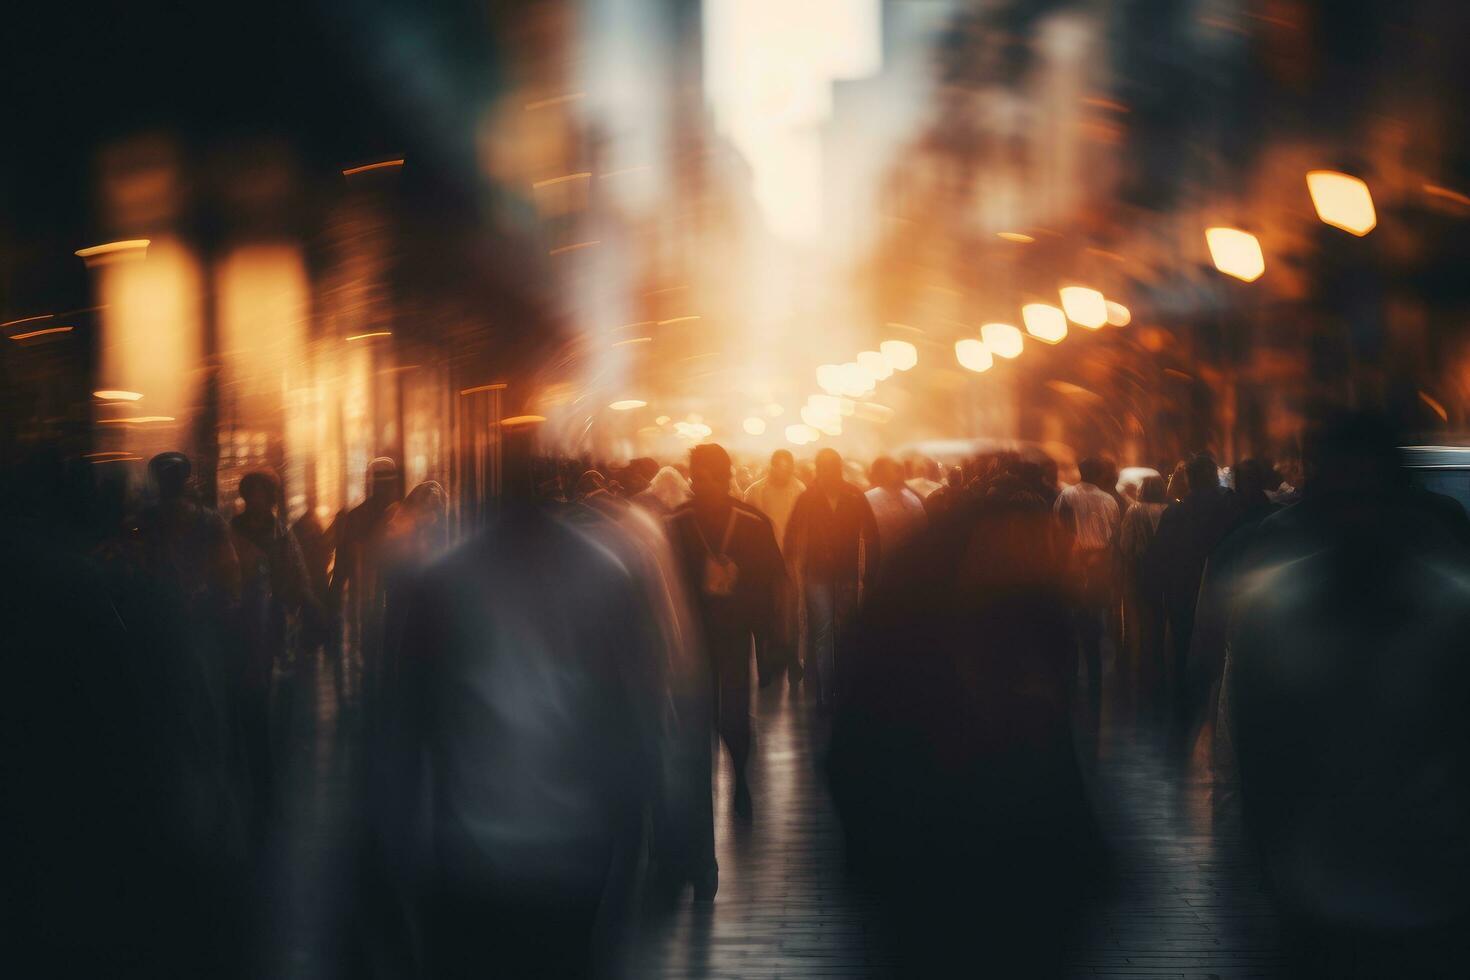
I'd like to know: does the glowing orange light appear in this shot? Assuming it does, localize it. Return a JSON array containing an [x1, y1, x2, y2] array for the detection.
[[1205, 227, 1265, 282], [743, 417, 767, 435], [75, 239, 150, 263], [656, 315, 700, 326], [879, 340, 918, 371], [93, 389, 143, 401], [980, 323, 1024, 359], [532, 172, 592, 189], [1, 314, 53, 328], [346, 331, 392, 341], [954, 339, 993, 373], [1306, 170, 1376, 236], [341, 159, 405, 177], [524, 92, 586, 111], [500, 415, 547, 428], [612, 337, 653, 347], [1022, 304, 1068, 344], [9, 325, 74, 340], [655, 415, 671, 425], [1424, 184, 1470, 207], [608, 399, 647, 411], [1059, 287, 1108, 328], [997, 232, 1035, 243], [549, 240, 601, 256], [98, 415, 175, 424], [1105, 301, 1131, 326], [459, 383, 508, 395]]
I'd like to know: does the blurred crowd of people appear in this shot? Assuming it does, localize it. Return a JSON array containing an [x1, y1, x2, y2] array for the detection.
[[6, 408, 1470, 977]]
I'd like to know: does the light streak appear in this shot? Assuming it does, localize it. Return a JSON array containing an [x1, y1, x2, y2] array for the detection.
[[341, 159, 404, 176], [9, 326, 73, 340]]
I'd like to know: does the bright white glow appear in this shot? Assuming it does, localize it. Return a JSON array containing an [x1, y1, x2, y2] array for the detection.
[[852, 401, 893, 423], [879, 339, 918, 371], [954, 339, 993, 373], [1059, 287, 1108, 328], [655, 415, 671, 425], [1205, 227, 1265, 282], [816, 363, 843, 394], [857, 350, 892, 380], [608, 399, 647, 411], [743, 416, 767, 435], [674, 420, 713, 440], [1105, 301, 1131, 326], [801, 401, 842, 436], [1022, 304, 1068, 344], [1306, 170, 1376, 236], [786, 423, 819, 445], [93, 390, 143, 401], [979, 323, 1024, 359], [704, 0, 881, 238], [838, 361, 873, 396]]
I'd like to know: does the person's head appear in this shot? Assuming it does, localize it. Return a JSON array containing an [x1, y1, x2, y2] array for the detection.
[[768, 449, 795, 486], [814, 448, 843, 489], [402, 480, 448, 529], [1098, 457, 1119, 489], [690, 443, 733, 504], [1139, 474, 1167, 505], [148, 452, 192, 500], [1077, 456, 1103, 487], [1185, 454, 1219, 496], [870, 456, 903, 490], [1040, 456, 1059, 488], [237, 470, 279, 515], [366, 457, 399, 502], [946, 465, 963, 487]]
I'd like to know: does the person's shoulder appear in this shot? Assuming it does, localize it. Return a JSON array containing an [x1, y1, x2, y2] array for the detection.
[[731, 498, 774, 528]]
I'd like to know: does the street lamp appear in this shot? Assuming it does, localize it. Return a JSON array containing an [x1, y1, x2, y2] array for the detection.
[[954, 338, 993, 373], [1306, 170, 1376, 236], [879, 340, 918, 371], [1059, 287, 1108, 328], [1205, 227, 1265, 282], [1022, 303, 1068, 344], [980, 323, 1024, 359]]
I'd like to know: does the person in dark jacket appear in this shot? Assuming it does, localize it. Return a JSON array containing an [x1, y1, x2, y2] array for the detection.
[[230, 470, 313, 839], [1148, 453, 1239, 736], [667, 443, 788, 826], [784, 448, 879, 708], [1225, 411, 1470, 975]]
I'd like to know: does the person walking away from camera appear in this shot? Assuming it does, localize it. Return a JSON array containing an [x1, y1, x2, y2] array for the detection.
[[1118, 475, 1168, 719], [1054, 457, 1120, 722], [230, 470, 313, 839], [744, 449, 806, 687], [785, 448, 879, 709]]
